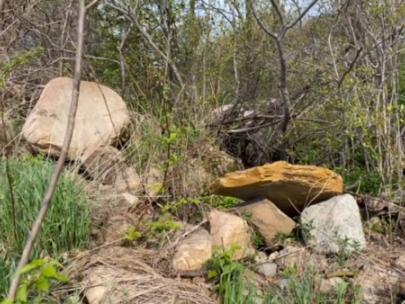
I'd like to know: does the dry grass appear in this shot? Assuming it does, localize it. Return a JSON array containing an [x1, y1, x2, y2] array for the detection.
[[66, 246, 216, 304]]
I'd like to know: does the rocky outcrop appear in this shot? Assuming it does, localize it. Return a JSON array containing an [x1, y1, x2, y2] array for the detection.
[[173, 228, 212, 273], [208, 209, 254, 260], [211, 161, 344, 215], [22, 77, 130, 160], [238, 199, 295, 246], [301, 194, 366, 253]]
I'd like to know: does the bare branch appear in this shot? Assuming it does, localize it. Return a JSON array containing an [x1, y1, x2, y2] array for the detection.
[[338, 47, 363, 88], [270, 0, 285, 27], [106, 2, 184, 87], [286, 0, 319, 30], [251, 4, 278, 40]]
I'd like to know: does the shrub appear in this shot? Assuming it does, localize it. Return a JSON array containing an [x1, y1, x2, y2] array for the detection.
[[0, 156, 91, 296]]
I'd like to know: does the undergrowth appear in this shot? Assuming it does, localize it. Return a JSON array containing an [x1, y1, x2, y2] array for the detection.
[[0, 156, 91, 296], [206, 250, 360, 304]]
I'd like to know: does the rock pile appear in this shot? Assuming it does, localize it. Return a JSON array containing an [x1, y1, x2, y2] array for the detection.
[[172, 162, 372, 295]]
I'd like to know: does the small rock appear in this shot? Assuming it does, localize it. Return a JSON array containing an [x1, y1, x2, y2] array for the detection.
[[238, 199, 296, 245], [84, 271, 108, 304], [173, 228, 212, 273], [277, 245, 309, 269], [208, 209, 254, 260], [120, 192, 139, 206], [301, 194, 366, 254], [255, 262, 277, 278], [254, 251, 268, 264], [319, 277, 345, 293], [276, 279, 289, 290], [211, 161, 344, 215]]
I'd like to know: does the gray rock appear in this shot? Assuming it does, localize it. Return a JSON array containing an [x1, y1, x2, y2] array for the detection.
[[276, 279, 289, 290], [301, 194, 366, 253], [255, 262, 277, 278], [253, 251, 268, 264]]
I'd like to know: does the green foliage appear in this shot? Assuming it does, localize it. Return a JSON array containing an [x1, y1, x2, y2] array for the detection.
[[143, 218, 183, 248], [297, 219, 314, 244], [0, 47, 43, 90], [264, 270, 354, 304], [1, 258, 68, 304], [206, 249, 256, 304], [209, 196, 241, 210], [147, 220, 182, 236], [335, 236, 361, 267], [162, 195, 241, 216], [123, 226, 142, 242], [206, 251, 355, 304], [335, 167, 382, 195], [0, 156, 90, 296], [161, 197, 202, 214]]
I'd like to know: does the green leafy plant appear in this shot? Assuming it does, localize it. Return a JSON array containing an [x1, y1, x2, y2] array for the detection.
[[209, 196, 241, 209], [1, 258, 68, 304], [298, 219, 315, 244], [147, 220, 182, 239], [335, 236, 361, 267], [205, 248, 256, 304], [123, 226, 142, 242]]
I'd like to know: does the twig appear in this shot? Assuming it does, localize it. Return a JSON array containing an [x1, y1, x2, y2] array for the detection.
[[7, 0, 86, 299]]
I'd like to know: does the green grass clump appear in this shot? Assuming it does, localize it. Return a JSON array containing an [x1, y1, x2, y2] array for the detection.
[[206, 249, 257, 304], [0, 156, 91, 296]]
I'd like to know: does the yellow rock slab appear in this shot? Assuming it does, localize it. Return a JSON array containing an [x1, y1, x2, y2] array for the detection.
[[211, 161, 344, 215]]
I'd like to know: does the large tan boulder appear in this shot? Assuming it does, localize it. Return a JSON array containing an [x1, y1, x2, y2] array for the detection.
[[238, 199, 295, 246], [208, 209, 254, 260], [211, 161, 344, 215], [172, 228, 212, 274], [22, 77, 130, 160]]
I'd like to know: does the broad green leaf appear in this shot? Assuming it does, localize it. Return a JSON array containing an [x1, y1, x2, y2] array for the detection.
[[36, 276, 50, 292], [42, 265, 57, 279], [18, 259, 46, 275], [0, 299, 14, 304], [55, 273, 69, 283], [16, 284, 28, 303]]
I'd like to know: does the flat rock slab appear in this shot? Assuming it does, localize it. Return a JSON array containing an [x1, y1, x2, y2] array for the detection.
[[301, 194, 366, 253], [238, 199, 295, 246], [22, 77, 130, 160], [211, 161, 344, 215]]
